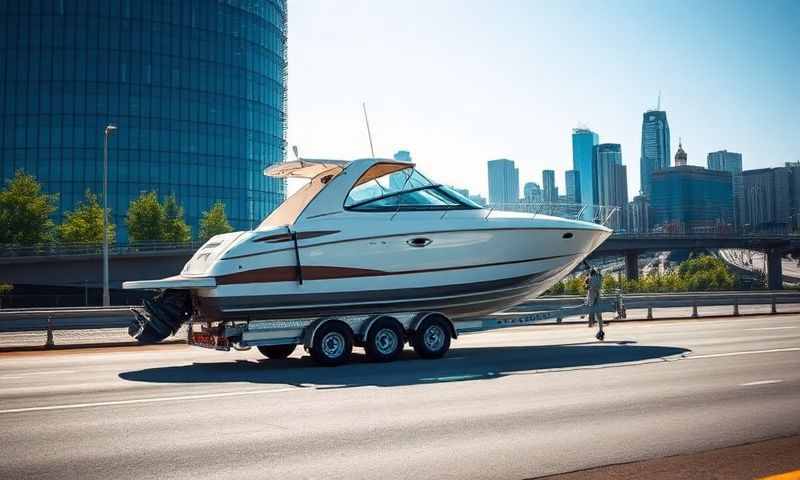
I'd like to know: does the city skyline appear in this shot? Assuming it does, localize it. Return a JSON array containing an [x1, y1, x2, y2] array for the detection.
[[287, 0, 800, 198]]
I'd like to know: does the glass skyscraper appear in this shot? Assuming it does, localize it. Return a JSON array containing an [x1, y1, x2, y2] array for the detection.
[[640, 110, 671, 197], [593, 143, 628, 230], [707, 150, 743, 228], [542, 169, 557, 203], [571, 128, 599, 206], [487, 158, 519, 205], [0, 0, 288, 240], [650, 166, 733, 233], [565, 170, 580, 204]]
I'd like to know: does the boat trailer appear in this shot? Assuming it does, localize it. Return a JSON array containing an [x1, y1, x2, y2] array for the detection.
[[180, 293, 626, 365]]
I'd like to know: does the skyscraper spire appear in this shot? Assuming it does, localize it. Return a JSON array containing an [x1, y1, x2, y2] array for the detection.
[[657, 91, 661, 111]]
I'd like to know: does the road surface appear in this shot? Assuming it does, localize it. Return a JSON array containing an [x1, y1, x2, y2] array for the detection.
[[1, 314, 799, 479]]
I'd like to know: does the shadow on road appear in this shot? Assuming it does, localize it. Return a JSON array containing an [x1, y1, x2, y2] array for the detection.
[[119, 342, 690, 388]]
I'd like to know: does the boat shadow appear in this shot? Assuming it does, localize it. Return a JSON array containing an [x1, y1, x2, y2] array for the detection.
[[119, 342, 690, 388]]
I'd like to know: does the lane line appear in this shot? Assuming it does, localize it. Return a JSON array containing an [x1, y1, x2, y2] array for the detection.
[[686, 347, 800, 360], [740, 379, 784, 387], [0, 369, 76, 379], [743, 326, 798, 331], [0, 387, 298, 415]]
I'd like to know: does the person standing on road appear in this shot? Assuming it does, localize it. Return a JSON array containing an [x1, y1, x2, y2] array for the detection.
[[585, 268, 603, 327]]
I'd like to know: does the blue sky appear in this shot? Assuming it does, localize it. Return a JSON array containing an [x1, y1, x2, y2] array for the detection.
[[287, 0, 799, 198]]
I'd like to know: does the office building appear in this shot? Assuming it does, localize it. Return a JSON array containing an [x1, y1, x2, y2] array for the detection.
[[650, 166, 734, 233], [787, 162, 800, 231], [572, 128, 599, 205], [565, 170, 581, 204], [0, 0, 289, 239], [523, 182, 542, 203], [542, 170, 557, 203], [708, 150, 744, 228], [593, 143, 628, 230], [741, 167, 793, 232], [640, 110, 671, 197], [487, 159, 519, 205], [627, 195, 651, 233]]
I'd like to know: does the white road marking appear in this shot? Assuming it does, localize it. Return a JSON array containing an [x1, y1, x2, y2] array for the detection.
[[743, 326, 798, 331], [686, 347, 800, 360], [740, 379, 784, 387], [0, 369, 76, 379], [0, 387, 298, 415]]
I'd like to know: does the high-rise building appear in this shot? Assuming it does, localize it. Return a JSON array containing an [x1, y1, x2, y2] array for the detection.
[[640, 110, 671, 197], [650, 166, 734, 233], [787, 162, 800, 231], [542, 170, 557, 203], [742, 167, 793, 232], [487, 159, 519, 205], [572, 128, 599, 205], [708, 150, 744, 228], [707, 150, 742, 173], [393, 150, 412, 162], [565, 170, 581, 204], [593, 144, 628, 230], [0, 0, 289, 239], [523, 182, 542, 203], [627, 195, 651, 233]]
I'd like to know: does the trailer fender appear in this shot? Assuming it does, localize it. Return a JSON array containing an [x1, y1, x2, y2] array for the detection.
[[304, 318, 354, 350], [410, 312, 457, 340]]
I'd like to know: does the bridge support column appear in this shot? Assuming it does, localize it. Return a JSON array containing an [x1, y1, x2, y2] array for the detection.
[[767, 248, 784, 290], [624, 252, 639, 281]]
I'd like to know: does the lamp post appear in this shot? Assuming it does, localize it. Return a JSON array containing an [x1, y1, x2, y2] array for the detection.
[[103, 125, 117, 307]]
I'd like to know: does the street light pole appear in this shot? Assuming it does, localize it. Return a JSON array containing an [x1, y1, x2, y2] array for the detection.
[[103, 125, 117, 307]]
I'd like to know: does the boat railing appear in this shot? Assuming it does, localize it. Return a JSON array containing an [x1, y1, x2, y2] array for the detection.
[[487, 203, 620, 227]]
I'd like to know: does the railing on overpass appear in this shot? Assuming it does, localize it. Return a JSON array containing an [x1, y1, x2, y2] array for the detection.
[[1, 291, 798, 348], [0, 240, 202, 258]]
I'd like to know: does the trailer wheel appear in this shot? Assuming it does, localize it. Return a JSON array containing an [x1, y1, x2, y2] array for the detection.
[[257, 344, 296, 359], [364, 317, 404, 362], [413, 315, 451, 359], [310, 321, 353, 366]]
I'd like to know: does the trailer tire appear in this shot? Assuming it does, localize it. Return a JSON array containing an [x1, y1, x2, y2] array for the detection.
[[257, 344, 296, 359], [364, 317, 404, 362], [310, 321, 353, 366], [412, 315, 451, 359]]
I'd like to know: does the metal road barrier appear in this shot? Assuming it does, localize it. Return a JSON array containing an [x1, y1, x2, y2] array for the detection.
[[0, 291, 798, 348]]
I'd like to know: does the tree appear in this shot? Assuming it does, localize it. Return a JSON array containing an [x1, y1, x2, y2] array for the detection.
[[161, 194, 191, 242], [0, 170, 57, 244], [126, 191, 165, 242], [58, 190, 115, 244], [199, 201, 233, 242]]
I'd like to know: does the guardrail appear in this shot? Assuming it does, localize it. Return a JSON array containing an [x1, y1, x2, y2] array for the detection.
[[1, 291, 798, 349]]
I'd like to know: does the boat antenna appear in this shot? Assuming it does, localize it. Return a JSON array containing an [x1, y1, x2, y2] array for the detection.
[[362, 102, 375, 158], [292, 145, 299, 160]]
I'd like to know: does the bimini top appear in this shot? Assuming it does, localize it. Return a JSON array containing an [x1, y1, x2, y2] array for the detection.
[[264, 159, 350, 179]]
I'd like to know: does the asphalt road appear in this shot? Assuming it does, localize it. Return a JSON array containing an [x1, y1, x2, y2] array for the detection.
[[1, 314, 799, 479]]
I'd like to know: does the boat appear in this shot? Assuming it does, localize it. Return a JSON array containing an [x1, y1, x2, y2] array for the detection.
[[123, 157, 612, 345]]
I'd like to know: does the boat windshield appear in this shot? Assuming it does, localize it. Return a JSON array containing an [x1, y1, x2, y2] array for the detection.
[[345, 166, 482, 211]]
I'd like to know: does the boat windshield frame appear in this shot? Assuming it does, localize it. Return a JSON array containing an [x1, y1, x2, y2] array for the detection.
[[344, 175, 482, 212]]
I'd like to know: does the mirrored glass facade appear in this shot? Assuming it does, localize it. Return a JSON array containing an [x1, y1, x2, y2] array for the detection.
[[0, 0, 287, 240]]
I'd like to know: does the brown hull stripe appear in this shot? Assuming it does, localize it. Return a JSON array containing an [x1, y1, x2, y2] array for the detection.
[[253, 230, 340, 243], [215, 253, 577, 285]]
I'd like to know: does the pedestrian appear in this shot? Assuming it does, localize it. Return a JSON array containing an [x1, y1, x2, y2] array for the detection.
[[585, 268, 602, 327]]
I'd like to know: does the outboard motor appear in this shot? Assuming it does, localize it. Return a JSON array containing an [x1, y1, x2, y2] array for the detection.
[[128, 289, 192, 344]]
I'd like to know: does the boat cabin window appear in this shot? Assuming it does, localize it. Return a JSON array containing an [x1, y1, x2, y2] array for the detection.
[[345, 165, 482, 211]]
